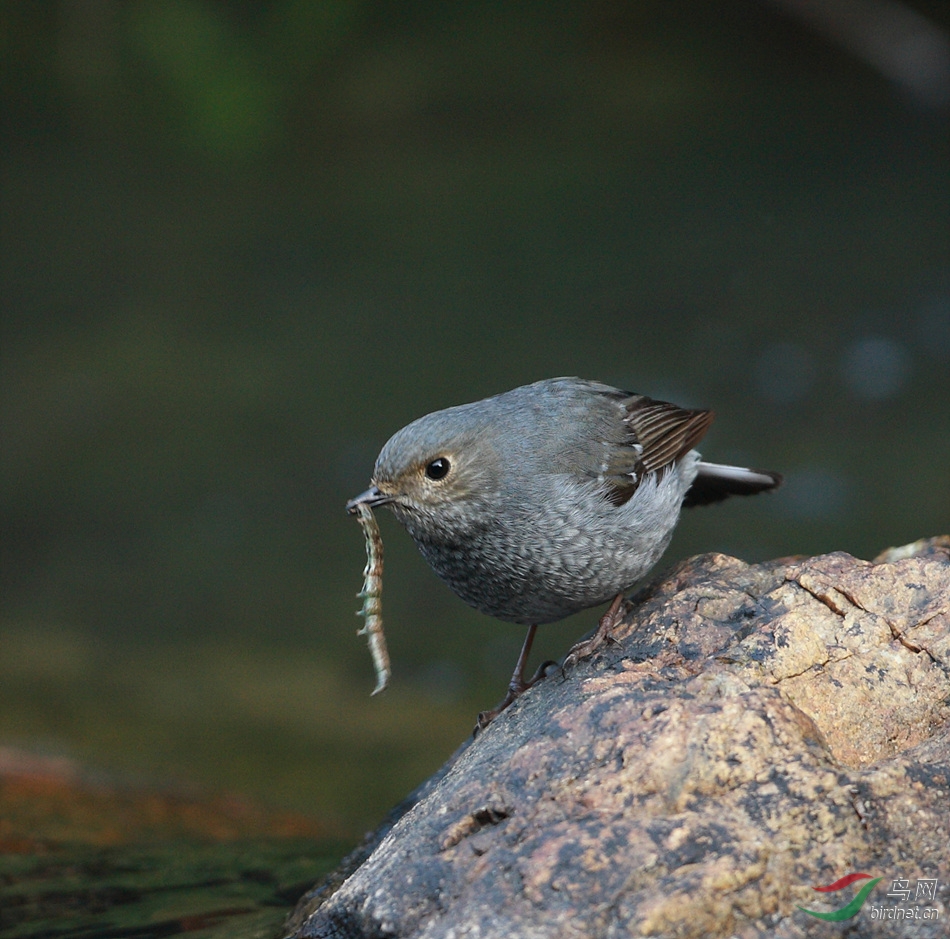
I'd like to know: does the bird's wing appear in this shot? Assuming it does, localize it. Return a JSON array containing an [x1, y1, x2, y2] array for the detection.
[[599, 394, 714, 507], [624, 397, 714, 473]]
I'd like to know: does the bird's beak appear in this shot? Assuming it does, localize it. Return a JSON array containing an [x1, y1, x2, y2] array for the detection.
[[345, 485, 394, 514]]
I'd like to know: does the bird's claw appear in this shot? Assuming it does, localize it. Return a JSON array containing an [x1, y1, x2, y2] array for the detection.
[[562, 593, 628, 673], [473, 659, 558, 734]]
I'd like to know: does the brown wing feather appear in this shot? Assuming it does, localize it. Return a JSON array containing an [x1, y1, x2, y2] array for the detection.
[[600, 393, 713, 508], [625, 398, 714, 474]]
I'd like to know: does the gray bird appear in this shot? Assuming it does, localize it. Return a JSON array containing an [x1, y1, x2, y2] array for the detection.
[[347, 377, 781, 726]]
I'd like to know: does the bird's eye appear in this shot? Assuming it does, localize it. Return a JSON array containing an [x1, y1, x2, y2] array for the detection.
[[425, 457, 451, 480]]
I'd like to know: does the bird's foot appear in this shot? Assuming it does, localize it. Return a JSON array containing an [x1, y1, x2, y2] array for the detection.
[[474, 689, 519, 733], [474, 659, 558, 733], [562, 592, 628, 672]]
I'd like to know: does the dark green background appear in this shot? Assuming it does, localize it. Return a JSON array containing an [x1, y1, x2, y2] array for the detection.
[[2, 0, 948, 836]]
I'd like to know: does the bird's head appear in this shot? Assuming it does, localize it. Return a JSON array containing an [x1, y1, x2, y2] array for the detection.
[[346, 404, 501, 539]]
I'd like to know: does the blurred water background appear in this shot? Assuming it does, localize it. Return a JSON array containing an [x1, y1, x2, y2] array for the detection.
[[1, 0, 949, 840]]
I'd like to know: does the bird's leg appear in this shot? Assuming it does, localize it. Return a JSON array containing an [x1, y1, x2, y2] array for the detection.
[[562, 592, 627, 671], [476, 623, 551, 732]]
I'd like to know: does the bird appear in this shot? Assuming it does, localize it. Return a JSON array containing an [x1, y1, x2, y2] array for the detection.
[[346, 377, 781, 727]]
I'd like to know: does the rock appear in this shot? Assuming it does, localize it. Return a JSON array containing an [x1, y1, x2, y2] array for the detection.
[[287, 538, 950, 939]]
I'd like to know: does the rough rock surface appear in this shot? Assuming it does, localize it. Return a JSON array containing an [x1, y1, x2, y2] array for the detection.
[[288, 537, 950, 938]]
